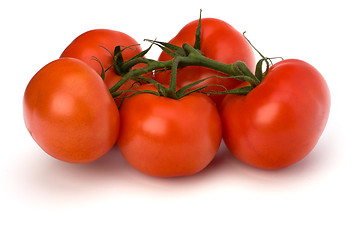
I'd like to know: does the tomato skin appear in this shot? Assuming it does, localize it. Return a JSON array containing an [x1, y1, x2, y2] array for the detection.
[[155, 18, 255, 105], [220, 59, 331, 169], [117, 85, 222, 177], [23, 58, 120, 163], [60, 29, 143, 90]]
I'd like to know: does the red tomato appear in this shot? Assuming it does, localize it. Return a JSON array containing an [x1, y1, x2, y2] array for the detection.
[[117, 84, 222, 177], [220, 59, 331, 169], [60, 29, 143, 91], [155, 18, 255, 105], [23, 58, 120, 163]]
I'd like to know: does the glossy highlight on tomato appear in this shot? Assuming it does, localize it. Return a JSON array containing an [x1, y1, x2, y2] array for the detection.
[[220, 59, 331, 169], [155, 18, 255, 105], [117, 84, 222, 177], [23, 58, 120, 163]]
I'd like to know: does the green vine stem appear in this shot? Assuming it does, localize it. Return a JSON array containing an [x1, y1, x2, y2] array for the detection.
[[109, 42, 261, 99]]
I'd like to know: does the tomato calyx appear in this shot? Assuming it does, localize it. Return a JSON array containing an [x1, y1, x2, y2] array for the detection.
[[242, 32, 284, 83], [109, 41, 261, 101], [113, 43, 153, 75], [109, 31, 286, 105]]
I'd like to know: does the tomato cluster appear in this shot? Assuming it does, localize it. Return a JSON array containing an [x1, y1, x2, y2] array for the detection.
[[23, 16, 330, 177]]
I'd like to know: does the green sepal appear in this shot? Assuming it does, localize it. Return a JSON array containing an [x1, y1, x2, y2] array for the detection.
[[113, 89, 160, 100], [181, 85, 210, 97], [128, 41, 154, 61], [90, 56, 106, 80], [183, 83, 230, 98], [234, 61, 261, 86], [255, 59, 266, 82], [141, 76, 164, 86], [205, 86, 254, 95], [225, 86, 254, 95], [194, 9, 202, 50], [114, 46, 124, 63], [144, 39, 186, 57], [176, 78, 208, 98], [156, 44, 179, 58], [156, 83, 170, 97], [113, 46, 124, 75]]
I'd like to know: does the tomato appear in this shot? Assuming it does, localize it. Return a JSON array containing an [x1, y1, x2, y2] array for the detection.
[[155, 18, 255, 105], [117, 84, 222, 177], [220, 59, 331, 169], [60, 29, 143, 91], [23, 58, 120, 163]]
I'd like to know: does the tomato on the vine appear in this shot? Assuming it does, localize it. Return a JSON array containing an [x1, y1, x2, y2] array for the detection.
[[117, 84, 222, 177], [60, 29, 143, 92], [220, 59, 331, 169], [155, 18, 255, 105], [23, 58, 120, 163]]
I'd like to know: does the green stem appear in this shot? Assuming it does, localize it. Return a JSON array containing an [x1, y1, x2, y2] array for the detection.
[[181, 43, 259, 86], [109, 59, 172, 94], [109, 43, 260, 97], [167, 57, 179, 99], [120, 57, 155, 73]]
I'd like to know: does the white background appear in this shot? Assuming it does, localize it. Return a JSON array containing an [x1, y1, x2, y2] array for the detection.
[[1, 0, 359, 239]]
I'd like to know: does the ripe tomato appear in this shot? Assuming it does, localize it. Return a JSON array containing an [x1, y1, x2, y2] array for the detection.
[[220, 59, 331, 169], [60, 29, 143, 91], [23, 58, 120, 163], [117, 84, 222, 177], [155, 18, 255, 105]]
